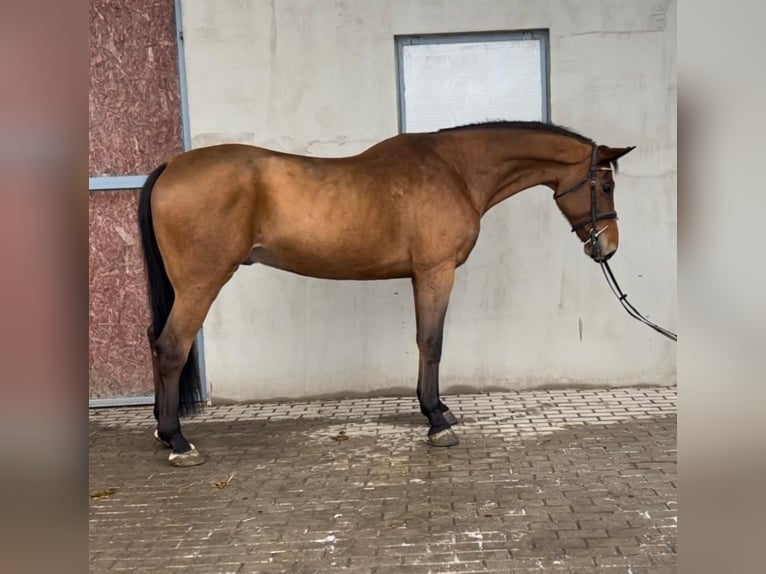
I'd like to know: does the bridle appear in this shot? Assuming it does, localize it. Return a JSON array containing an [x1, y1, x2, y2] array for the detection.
[[553, 144, 617, 261], [553, 144, 678, 342]]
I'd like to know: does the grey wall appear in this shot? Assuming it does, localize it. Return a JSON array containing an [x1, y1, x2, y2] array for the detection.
[[180, 0, 677, 401]]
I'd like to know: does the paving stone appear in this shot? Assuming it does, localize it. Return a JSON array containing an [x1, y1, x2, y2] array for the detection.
[[90, 386, 676, 573]]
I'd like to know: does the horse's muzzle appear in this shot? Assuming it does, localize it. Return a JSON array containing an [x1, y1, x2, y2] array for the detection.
[[584, 237, 617, 262], [591, 249, 615, 263]]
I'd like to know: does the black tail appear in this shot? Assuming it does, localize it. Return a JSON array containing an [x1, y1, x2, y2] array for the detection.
[[138, 163, 202, 416]]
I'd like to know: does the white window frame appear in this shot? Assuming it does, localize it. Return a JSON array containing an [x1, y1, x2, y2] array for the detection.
[[395, 30, 550, 133]]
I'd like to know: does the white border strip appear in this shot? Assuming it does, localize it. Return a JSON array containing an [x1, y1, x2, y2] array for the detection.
[[89, 175, 147, 191], [89, 395, 153, 408]]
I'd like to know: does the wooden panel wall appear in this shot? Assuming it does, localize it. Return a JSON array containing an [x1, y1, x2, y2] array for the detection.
[[89, 0, 183, 399]]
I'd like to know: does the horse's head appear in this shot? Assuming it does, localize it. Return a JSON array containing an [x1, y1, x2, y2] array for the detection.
[[554, 144, 635, 262]]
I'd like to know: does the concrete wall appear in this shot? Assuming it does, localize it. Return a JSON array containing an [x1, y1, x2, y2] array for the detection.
[[180, 0, 676, 401]]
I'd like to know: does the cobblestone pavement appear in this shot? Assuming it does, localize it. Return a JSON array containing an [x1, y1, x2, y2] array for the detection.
[[89, 386, 676, 573]]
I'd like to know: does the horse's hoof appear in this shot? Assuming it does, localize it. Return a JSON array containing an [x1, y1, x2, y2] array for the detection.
[[428, 428, 459, 447], [443, 410, 458, 426], [168, 444, 205, 467], [153, 429, 171, 448]]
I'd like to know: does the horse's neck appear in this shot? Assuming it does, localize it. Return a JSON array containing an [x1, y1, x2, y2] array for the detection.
[[436, 131, 588, 214], [482, 160, 560, 212]]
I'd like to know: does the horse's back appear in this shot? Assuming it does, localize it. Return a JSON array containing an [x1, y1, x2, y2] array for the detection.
[[150, 138, 478, 280]]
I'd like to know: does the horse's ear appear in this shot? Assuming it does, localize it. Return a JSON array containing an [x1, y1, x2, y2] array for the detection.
[[597, 145, 636, 163]]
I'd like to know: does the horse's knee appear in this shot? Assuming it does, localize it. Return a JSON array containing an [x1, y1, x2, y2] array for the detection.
[[416, 332, 443, 363]]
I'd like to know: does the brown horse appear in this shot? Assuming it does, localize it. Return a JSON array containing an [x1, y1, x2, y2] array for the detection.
[[138, 121, 634, 466]]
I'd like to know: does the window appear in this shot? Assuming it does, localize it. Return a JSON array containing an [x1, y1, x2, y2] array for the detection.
[[396, 31, 549, 133]]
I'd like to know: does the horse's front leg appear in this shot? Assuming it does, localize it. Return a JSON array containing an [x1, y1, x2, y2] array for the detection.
[[412, 264, 459, 447]]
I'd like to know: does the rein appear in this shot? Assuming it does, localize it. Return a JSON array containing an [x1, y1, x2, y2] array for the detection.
[[555, 144, 678, 342], [600, 261, 678, 342]]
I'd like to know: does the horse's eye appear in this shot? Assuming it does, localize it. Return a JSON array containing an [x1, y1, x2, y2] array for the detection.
[[603, 183, 612, 194]]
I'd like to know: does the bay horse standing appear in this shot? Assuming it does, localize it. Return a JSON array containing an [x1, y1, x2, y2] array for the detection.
[[138, 121, 634, 466]]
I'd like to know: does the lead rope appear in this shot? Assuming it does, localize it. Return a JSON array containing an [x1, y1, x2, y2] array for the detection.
[[599, 261, 677, 342]]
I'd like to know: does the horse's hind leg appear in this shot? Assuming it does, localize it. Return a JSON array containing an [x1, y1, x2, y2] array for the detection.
[[412, 264, 459, 447], [147, 325, 171, 448], [153, 271, 235, 466]]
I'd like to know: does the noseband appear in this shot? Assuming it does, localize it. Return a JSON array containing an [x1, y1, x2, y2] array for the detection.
[[553, 144, 617, 260]]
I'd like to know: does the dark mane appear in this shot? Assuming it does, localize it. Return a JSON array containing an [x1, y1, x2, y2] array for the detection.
[[436, 120, 625, 170], [439, 120, 594, 146]]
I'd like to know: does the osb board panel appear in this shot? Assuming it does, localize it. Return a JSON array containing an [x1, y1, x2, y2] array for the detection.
[[90, 0, 183, 177], [89, 190, 153, 399]]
